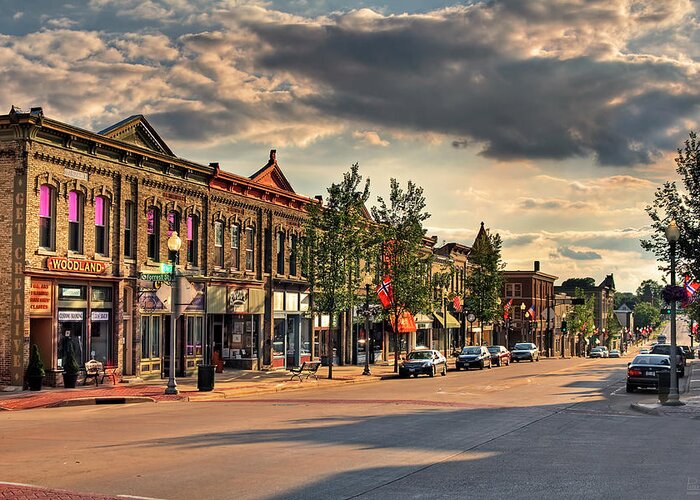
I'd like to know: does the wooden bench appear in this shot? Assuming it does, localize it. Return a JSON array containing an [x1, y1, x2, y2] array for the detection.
[[83, 360, 103, 387], [289, 361, 322, 382]]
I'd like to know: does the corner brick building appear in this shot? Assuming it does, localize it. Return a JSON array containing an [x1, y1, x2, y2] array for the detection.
[[0, 107, 320, 387]]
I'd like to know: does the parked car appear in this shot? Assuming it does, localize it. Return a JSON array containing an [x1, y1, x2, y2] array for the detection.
[[399, 349, 447, 378], [657, 334, 667, 344], [680, 345, 695, 360], [649, 344, 685, 377], [488, 345, 511, 367], [626, 354, 671, 392], [639, 348, 651, 354], [456, 346, 492, 370], [511, 343, 539, 362], [590, 346, 609, 358], [609, 349, 621, 358]]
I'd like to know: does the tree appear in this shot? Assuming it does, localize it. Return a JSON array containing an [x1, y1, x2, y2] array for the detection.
[[614, 292, 638, 309], [642, 131, 700, 279], [304, 163, 372, 379], [463, 223, 505, 341], [560, 277, 596, 289], [372, 179, 434, 373], [633, 301, 661, 330], [566, 288, 595, 354], [605, 310, 621, 348], [636, 279, 662, 307]]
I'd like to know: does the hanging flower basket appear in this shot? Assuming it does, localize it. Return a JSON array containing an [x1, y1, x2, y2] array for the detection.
[[661, 285, 685, 304]]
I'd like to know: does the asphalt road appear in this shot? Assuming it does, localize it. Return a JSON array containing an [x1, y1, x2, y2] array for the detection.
[[1, 339, 698, 499]]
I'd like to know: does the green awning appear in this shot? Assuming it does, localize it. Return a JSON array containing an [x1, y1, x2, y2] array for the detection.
[[433, 311, 460, 329]]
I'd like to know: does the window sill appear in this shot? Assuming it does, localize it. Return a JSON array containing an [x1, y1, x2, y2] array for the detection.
[[186, 264, 200, 272], [67, 252, 86, 259], [145, 259, 163, 267], [124, 258, 136, 264], [36, 248, 57, 256], [93, 254, 111, 262]]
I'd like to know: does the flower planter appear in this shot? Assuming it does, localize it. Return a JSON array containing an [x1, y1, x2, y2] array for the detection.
[[27, 376, 43, 391], [63, 372, 79, 389]]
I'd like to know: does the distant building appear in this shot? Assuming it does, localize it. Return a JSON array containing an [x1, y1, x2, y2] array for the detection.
[[556, 274, 616, 335]]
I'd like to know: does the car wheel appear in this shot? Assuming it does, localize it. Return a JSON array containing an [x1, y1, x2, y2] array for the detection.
[[496, 359, 501, 367], [626, 383, 634, 393], [429, 366, 435, 377], [531, 357, 534, 362], [479, 361, 484, 370], [455, 365, 460, 371], [441, 364, 447, 376]]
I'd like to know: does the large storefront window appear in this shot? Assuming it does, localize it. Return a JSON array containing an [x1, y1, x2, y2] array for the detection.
[[186, 316, 203, 356], [141, 316, 161, 359], [90, 309, 111, 364], [219, 315, 258, 361]]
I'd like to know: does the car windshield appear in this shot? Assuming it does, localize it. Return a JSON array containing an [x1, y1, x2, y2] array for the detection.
[[462, 347, 482, 355], [407, 351, 433, 360], [633, 356, 670, 366], [513, 344, 532, 350], [488, 347, 500, 353]]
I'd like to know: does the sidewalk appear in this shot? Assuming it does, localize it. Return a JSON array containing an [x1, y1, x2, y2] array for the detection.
[[0, 364, 397, 411], [0, 482, 134, 499], [631, 360, 700, 418]]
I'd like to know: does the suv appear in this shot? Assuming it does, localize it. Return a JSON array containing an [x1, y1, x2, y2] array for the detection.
[[456, 346, 492, 370], [649, 344, 685, 377], [511, 343, 539, 362]]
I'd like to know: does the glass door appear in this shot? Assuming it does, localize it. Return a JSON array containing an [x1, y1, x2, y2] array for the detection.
[[286, 315, 300, 368]]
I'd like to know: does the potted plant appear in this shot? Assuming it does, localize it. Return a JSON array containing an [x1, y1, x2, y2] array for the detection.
[[62, 342, 80, 388], [25, 344, 45, 391]]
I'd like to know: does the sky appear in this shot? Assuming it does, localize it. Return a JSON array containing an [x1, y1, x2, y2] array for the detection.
[[2, 0, 698, 292]]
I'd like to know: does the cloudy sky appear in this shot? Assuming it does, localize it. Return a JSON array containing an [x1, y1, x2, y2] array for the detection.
[[2, 0, 698, 291]]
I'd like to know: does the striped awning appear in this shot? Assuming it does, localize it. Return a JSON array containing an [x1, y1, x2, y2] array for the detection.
[[434, 311, 460, 329]]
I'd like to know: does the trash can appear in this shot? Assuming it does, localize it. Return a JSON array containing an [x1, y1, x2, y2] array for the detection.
[[197, 364, 216, 392], [657, 371, 670, 404]]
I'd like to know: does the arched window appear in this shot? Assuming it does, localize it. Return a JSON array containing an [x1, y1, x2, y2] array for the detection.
[[289, 234, 298, 276], [68, 190, 84, 253], [276, 230, 285, 274], [38, 184, 55, 250], [230, 223, 240, 270], [147, 206, 160, 261], [245, 226, 255, 272], [186, 215, 199, 266], [214, 220, 224, 267], [95, 195, 110, 255], [124, 201, 134, 258], [167, 210, 180, 237]]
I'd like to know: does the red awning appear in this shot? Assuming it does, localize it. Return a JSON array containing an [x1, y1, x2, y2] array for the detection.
[[389, 312, 417, 333]]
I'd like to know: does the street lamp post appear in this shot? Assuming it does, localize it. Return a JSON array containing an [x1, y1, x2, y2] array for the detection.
[[165, 231, 182, 395], [362, 284, 372, 376], [664, 220, 683, 406], [520, 302, 526, 342]]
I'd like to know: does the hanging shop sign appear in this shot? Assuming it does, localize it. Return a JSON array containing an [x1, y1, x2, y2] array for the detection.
[[29, 279, 53, 317], [228, 288, 249, 313], [47, 257, 107, 275], [58, 310, 84, 322]]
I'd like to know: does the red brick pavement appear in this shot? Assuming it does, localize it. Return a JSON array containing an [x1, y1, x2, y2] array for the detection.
[[0, 482, 132, 499], [0, 386, 189, 411]]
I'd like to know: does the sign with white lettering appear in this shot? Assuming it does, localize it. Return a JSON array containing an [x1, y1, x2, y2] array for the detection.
[[64, 168, 88, 181], [29, 279, 53, 317], [47, 257, 107, 274], [58, 310, 84, 322], [91, 311, 109, 321]]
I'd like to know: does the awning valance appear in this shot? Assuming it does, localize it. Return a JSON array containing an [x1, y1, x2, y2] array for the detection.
[[415, 313, 433, 330], [434, 311, 460, 329], [389, 311, 417, 333]]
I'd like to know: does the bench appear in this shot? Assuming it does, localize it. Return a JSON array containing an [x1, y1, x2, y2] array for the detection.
[[83, 360, 103, 386], [101, 365, 119, 385], [289, 361, 322, 382]]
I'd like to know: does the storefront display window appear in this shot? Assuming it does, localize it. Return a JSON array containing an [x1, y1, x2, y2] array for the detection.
[[221, 316, 257, 359], [91, 309, 111, 364], [141, 316, 161, 359], [187, 316, 203, 356], [273, 318, 285, 359]]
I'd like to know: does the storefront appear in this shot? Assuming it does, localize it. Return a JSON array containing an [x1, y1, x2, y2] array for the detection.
[[433, 311, 460, 355], [415, 313, 433, 349], [28, 263, 117, 386], [139, 289, 168, 377], [273, 290, 312, 368], [207, 284, 265, 370], [313, 313, 339, 366]]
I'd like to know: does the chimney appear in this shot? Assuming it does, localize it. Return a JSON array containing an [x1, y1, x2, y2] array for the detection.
[[534, 260, 540, 272], [314, 195, 323, 205], [209, 162, 219, 169]]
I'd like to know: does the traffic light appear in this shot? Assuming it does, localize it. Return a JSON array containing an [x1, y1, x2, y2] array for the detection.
[[571, 298, 585, 305], [660, 307, 672, 314], [561, 320, 567, 333]]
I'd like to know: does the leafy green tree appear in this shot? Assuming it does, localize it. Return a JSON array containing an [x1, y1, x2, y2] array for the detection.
[[614, 292, 638, 309], [566, 288, 595, 354], [633, 301, 661, 330], [463, 223, 505, 338], [561, 277, 596, 289], [642, 131, 700, 279], [372, 179, 434, 372], [304, 163, 372, 379], [636, 279, 663, 307], [605, 310, 621, 348]]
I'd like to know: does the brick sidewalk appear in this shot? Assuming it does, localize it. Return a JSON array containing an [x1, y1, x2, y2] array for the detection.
[[0, 482, 136, 499]]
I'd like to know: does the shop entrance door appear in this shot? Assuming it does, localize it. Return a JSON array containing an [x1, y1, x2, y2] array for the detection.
[[286, 315, 300, 368], [58, 313, 86, 365]]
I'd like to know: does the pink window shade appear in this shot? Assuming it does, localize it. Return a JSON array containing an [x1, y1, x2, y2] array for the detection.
[[147, 209, 154, 234], [187, 216, 193, 240], [39, 185, 51, 217], [68, 191, 80, 222], [95, 197, 104, 226], [167, 212, 176, 236]]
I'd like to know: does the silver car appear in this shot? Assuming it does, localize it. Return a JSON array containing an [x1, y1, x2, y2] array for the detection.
[[511, 343, 539, 362]]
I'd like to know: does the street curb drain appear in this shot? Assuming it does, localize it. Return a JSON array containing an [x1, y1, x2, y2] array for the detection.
[[49, 396, 156, 408]]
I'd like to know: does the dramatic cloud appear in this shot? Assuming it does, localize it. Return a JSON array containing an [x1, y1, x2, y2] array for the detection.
[[519, 198, 593, 211], [557, 246, 603, 260], [352, 130, 390, 147]]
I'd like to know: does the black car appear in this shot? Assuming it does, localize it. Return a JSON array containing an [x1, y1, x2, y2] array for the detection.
[[399, 350, 448, 378], [626, 354, 671, 392], [649, 344, 686, 377], [455, 346, 492, 370], [680, 345, 695, 360]]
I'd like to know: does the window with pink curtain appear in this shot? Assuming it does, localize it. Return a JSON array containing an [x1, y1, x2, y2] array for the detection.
[[68, 191, 80, 222], [39, 185, 51, 217], [39, 185, 54, 249], [95, 196, 104, 226]]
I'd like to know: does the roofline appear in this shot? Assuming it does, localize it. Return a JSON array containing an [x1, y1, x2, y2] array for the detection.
[[504, 270, 559, 281]]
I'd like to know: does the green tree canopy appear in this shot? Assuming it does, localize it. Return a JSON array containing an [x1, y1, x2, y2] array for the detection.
[[463, 223, 505, 328], [567, 288, 595, 338], [633, 301, 661, 330], [636, 279, 663, 306], [614, 292, 638, 309], [561, 277, 596, 289]]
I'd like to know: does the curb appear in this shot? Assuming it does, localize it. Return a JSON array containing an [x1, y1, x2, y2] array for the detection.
[[48, 396, 156, 408], [629, 403, 661, 416]]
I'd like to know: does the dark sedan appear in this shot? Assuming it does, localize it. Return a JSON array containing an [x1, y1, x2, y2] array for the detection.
[[488, 345, 511, 366], [626, 354, 671, 392], [455, 346, 492, 370], [399, 350, 447, 378], [649, 344, 686, 377]]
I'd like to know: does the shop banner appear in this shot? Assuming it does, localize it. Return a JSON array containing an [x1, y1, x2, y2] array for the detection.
[[58, 310, 84, 322], [91, 311, 109, 321], [47, 257, 107, 275], [29, 280, 53, 317]]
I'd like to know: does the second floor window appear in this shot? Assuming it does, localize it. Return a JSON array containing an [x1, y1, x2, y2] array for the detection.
[[124, 201, 134, 258], [68, 190, 83, 253], [300, 237, 307, 278], [39, 184, 55, 250], [506, 283, 522, 298], [276, 231, 285, 274], [230, 224, 240, 269], [167, 210, 180, 237], [187, 215, 199, 266], [289, 234, 297, 276], [214, 220, 224, 267], [95, 195, 109, 255], [147, 207, 160, 261], [246, 227, 255, 272]]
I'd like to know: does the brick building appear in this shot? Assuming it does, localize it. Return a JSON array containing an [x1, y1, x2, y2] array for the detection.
[[0, 107, 318, 387]]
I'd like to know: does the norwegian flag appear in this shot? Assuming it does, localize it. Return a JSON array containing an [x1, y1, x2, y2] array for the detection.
[[503, 298, 513, 319], [526, 304, 535, 319], [684, 275, 699, 300], [376, 276, 394, 309], [453, 295, 462, 312]]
